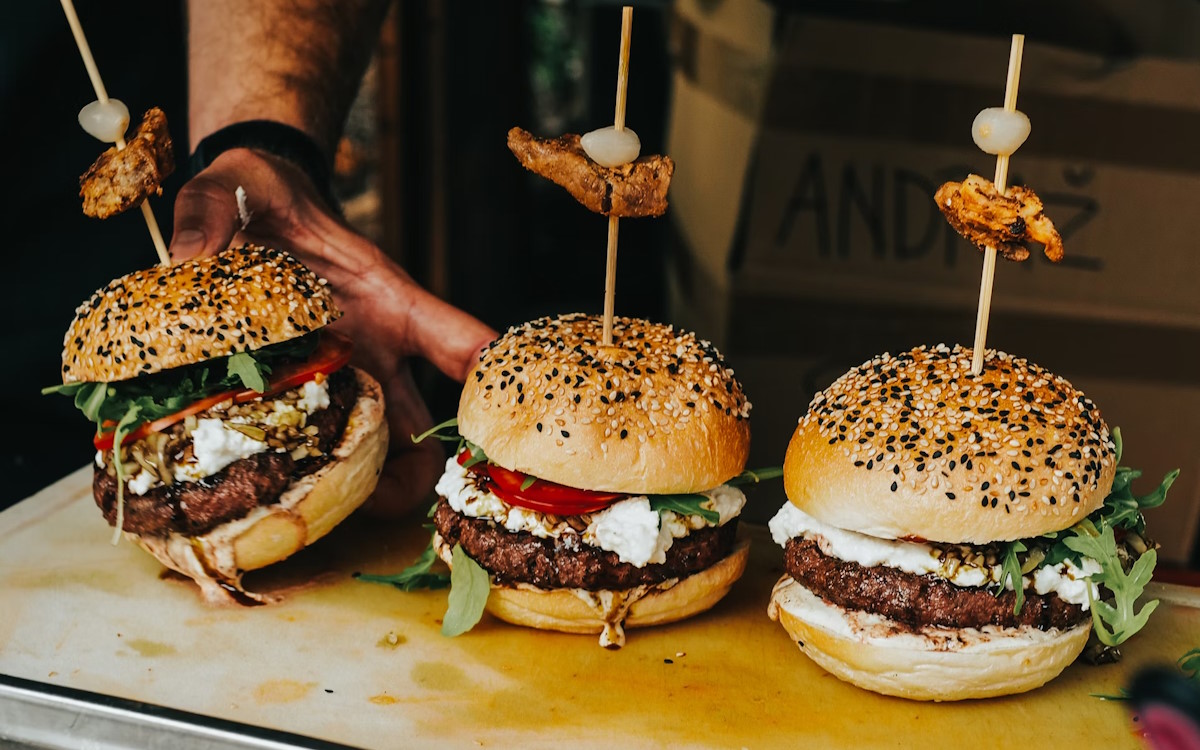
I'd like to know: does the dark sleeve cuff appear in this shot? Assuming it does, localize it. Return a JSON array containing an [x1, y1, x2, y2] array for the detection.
[[188, 120, 339, 210]]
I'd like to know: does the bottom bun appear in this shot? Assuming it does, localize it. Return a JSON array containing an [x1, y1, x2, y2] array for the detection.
[[768, 575, 1091, 701], [133, 367, 388, 603], [435, 534, 749, 648]]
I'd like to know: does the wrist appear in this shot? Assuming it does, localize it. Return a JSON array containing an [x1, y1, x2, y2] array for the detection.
[[188, 120, 339, 210]]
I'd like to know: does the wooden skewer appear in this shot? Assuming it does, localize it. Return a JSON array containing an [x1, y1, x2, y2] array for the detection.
[[601, 6, 634, 347], [970, 34, 1024, 376], [60, 0, 171, 267]]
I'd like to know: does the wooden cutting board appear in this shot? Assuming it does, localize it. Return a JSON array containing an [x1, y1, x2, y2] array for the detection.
[[1, 468, 1196, 749]]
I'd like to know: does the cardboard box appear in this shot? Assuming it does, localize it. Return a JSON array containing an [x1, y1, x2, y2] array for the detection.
[[666, 3, 1200, 565]]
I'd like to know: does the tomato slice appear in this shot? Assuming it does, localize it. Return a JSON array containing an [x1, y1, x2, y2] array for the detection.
[[93, 330, 353, 450], [456, 448, 624, 515]]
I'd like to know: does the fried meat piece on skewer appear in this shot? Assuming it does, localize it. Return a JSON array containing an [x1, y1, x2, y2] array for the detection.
[[80, 107, 175, 219], [507, 127, 674, 218], [935, 174, 1064, 262]]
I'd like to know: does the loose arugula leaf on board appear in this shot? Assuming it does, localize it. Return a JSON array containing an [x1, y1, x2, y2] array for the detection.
[[1180, 647, 1200, 683], [649, 495, 720, 524], [226, 351, 268, 393], [1064, 525, 1159, 647], [1090, 688, 1132, 702], [355, 539, 450, 591], [1091, 646, 1200, 701], [442, 545, 490, 637]]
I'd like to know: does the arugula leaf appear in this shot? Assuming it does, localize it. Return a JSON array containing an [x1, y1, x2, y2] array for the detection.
[[354, 539, 450, 591], [728, 467, 784, 486], [1112, 426, 1124, 464], [442, 544, 490, 637], [226, 351, 268, 393], [520, 476, 537, 491], [460, 439, 489, 469], [1103, 467, 1178, 533], [411, 417, 460, 444], [1064, 525, 1159, 647], [78, 383, 109, 423], [109, 404, 143, 545], [44, 332, 323, 440], [649, 494, 720, 524], [998, 540, 1028, 614], [1180, 647, 1200, 683], [1092, 645, 1200, 701], [1090, 688, 1131, 701]]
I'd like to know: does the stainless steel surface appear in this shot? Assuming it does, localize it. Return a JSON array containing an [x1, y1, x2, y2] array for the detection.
[[0, 675, 359, 750]]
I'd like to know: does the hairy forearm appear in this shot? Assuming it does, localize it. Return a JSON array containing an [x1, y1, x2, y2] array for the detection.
[[186, 0, 392, 154]]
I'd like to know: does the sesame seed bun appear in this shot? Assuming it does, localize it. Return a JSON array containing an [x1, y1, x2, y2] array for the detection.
[[457, 314, 752, 494], [768, 575, 1091, 701], [435, 534, 750, 646], [132, 368, 387, 603], [783, 345, 1116, 544], [62, 244, 341, 384]]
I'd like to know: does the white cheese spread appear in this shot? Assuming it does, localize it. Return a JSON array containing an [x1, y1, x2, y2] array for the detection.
[[434, 457, 745, 568], [768, 501, 1099, 608], [174, 419, 268, 482], [127, 469, 157, 496]]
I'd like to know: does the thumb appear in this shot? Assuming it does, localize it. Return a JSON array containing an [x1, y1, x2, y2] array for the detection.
[[406, 286, 498, 381], [170, 170, 242, 261]]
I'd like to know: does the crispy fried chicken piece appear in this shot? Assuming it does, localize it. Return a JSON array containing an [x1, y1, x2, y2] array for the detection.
[[935, 174, 1063, 262], [80, 107, 175, 219], [507, 127, 673, 217]]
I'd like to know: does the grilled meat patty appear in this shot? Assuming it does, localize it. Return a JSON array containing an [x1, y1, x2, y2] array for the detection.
[[94, 368, 356, 536], [784, 536, 1088, 632], [433, 498, 738, 590]]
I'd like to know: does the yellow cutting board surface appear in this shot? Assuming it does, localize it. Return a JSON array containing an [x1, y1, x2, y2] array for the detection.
[[1, 467, 1196, 749]]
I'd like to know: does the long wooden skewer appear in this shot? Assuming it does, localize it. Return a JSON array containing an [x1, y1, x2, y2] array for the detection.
[[61, 0, 171, 267], [970, 34, 1024, 376], [601, 6, 634, 347]]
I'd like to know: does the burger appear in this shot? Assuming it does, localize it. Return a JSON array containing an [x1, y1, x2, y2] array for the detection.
[[411, 313, 759, 648], [45, 245, 388, 602], [767, 344, 1172, 700]]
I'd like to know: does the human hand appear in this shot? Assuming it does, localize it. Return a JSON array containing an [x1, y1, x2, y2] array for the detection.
[[170, 148, 497, 517]]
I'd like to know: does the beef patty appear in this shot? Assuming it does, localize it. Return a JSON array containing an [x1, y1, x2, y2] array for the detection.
[[433, 498, 739, 590], [94, 367, 357, 537], [784, 536, 1088, 632]]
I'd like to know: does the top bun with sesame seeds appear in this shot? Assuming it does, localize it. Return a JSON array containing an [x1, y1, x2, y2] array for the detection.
[[61, 244, 341, 384], [457, 313, 752, 495], [783, 344, 1117, 544]]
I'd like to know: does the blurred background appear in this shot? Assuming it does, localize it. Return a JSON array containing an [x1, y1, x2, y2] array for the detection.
[[3, 0, 1198, 572]]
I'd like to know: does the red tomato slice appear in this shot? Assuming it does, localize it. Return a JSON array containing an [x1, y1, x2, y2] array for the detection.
[[456, 448, 624, 514], [93, 330, 353, 450]]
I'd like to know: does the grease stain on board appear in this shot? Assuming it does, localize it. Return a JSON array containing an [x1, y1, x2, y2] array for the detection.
[[124, 639, 178, 657], [253, 679, 318, 704], [410, 661, 468, 691]]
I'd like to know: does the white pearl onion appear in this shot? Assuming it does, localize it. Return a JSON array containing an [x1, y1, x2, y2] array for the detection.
[[971, 107, 1031, 156], [78, 99, 130, 143], [581, 126, 641, 167]]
